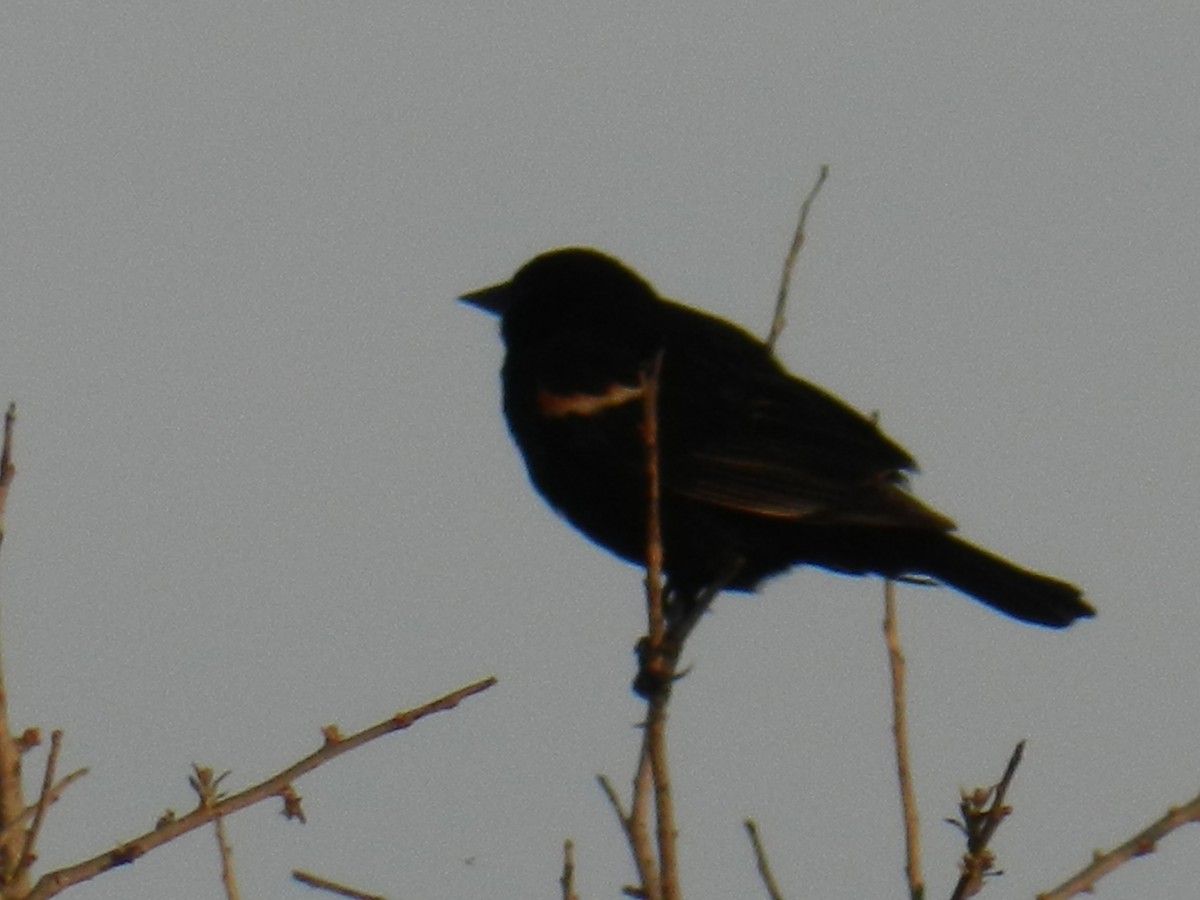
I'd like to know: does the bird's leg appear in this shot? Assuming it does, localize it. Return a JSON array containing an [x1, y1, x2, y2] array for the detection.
[[633, 559, 743, 699]]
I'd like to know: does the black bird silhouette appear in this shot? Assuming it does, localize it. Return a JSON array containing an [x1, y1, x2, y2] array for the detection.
[[462, 247, 1093, 628]]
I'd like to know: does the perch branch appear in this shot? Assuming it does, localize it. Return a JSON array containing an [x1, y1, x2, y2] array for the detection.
[[883, 581, 924, 899]]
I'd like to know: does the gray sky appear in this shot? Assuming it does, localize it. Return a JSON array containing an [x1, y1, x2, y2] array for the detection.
[[2, 3, 1198, 898]]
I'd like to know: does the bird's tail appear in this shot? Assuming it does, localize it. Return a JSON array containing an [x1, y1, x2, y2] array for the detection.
[[904, 532, 1094, 628]]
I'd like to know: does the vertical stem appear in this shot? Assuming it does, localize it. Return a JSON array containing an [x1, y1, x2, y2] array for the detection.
[[0, 405, 28, 896], [884, 581, 924, 900], [641, 352, 666, 644], [639, 352, 680, 899]]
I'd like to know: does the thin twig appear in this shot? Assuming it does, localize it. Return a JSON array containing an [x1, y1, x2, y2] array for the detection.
[[948, 741, 1025, 900], [0, 402, 15, 538], [1037, 788, 1200, 900], [630, 741, 656, 895], [765, 165, 830, 352], [645, 694, 678, 900], [16, 729, 62, 877], [213, 816, 239, 900], [293, 869, 389, 900], [560, 838, 579, 900], [0, 402, 28, 893], [598, 770, 658, 899], [189, 766, 240, 900], [744, 819, 785, 900], [641, 351, 667, 647], [26, 677, 496, 900], [883, 581, 924, 900], [0, 767, 89, 847], [640, 352, 680, 900], [596, 775, 635, 852]]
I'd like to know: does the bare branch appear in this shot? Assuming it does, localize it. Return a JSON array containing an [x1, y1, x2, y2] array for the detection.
[[0, 402, 15, 533], [0, 767, 89, 849], [744, 819, 785, 900], [293, 869, 389, 900], [634, 352, 682, 900], [26, 677, 496, 900], [15, 729, 63, 879], [599, 770, 656, 898], [1038, 789, 1200, 900], [0, 402, 28, 894], [765, 165, 830, 352], [560, 838, 579, 900], [645, 694, 678, 900], [190, 766, 240, 900], [948, 741, 1025, 900], [641, 350, 667, 648], [212, 815, 239, 900], [883, 582, 924, 899]]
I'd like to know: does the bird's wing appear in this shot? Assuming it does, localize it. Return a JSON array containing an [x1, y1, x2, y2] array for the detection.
[[511, 300, 954, 532], [672, 441, 954, 529], [654, 314, 953, 530]]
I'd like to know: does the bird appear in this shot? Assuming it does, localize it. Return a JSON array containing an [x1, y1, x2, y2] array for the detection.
[[461, 247, 1094, 629]]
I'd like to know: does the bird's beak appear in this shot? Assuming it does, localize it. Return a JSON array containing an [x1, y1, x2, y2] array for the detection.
[[459, 280, 513, 316]]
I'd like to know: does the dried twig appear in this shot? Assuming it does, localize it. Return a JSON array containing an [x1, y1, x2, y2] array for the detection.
[[0, 402, 29, 893], [0, 766, 89, 847], [190, 767, 239, 900], [0, 402, 15, 536], [1038, 789, 1200, 900], [947, 741, 1025, 900], [560, 838, 579, 900], [16, 729, 63, 879], [883, 581, 924, 899], [744, 819, 785, 900], [765, 165, 830, 352], [598, 769, 658, 899], [642, 351, 667, 650], [25, 677, 495, 900], [639, 353, 680, 900], [213, 814, 239, 900], [599, 353, 681, 900], [293, 869, 389, 900], [644, 696, 677, 900]]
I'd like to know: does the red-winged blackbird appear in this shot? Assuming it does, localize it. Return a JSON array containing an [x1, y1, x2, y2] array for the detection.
[[462, 247, 1094, 628]]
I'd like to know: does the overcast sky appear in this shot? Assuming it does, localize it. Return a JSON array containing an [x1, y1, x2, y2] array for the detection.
[[2, 3, 1199, 898]]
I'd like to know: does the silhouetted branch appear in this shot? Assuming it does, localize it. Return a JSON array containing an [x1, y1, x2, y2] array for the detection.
[[744, 819, 785, 900], [642, 351, 667, 649], [0, 402, 15, 537], [766, 165, 830, 352], [636, 353, 681, 900]]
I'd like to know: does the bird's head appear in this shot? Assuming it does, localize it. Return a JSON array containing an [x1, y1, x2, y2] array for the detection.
[[460, 247, 660, 347]]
